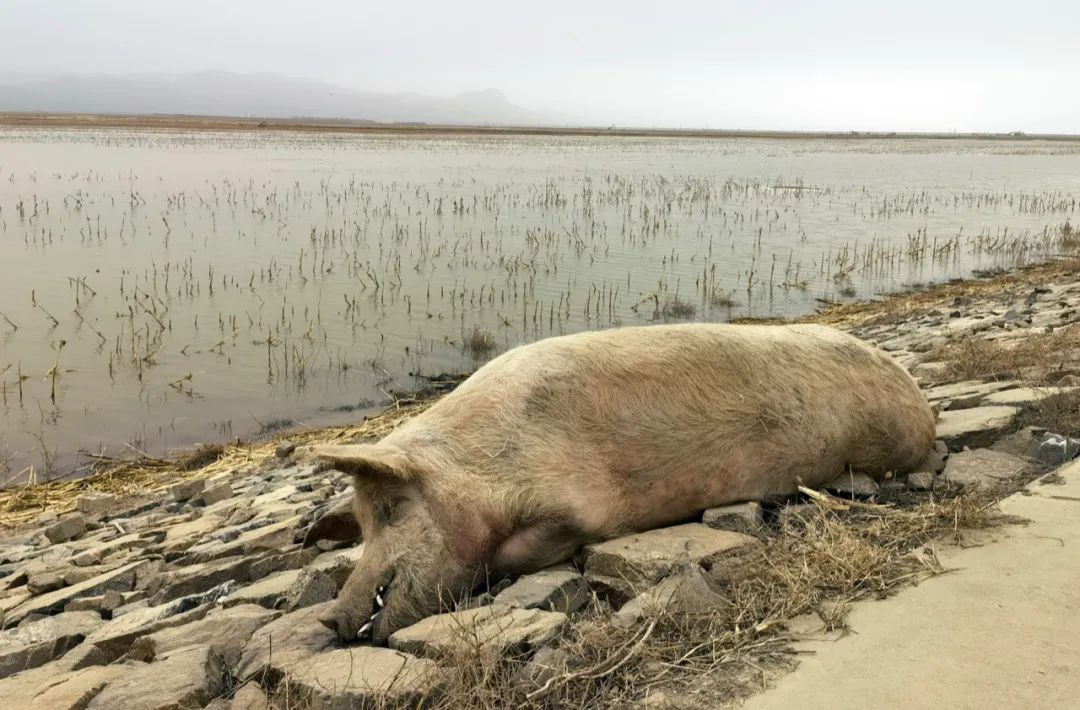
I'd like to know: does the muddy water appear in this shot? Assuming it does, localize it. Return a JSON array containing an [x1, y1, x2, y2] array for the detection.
[[2, 128, 1079, 482]]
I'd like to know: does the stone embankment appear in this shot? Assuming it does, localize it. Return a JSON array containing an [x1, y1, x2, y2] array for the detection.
[[3, 264, 1080, 708]]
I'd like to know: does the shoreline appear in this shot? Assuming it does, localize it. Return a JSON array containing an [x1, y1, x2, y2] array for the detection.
[[2, 254, 1078, 526], [3, 112, 1080, 142], [1, 252, 1079, 706]]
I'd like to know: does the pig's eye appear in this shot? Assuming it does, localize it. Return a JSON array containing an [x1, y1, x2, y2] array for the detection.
[[374, 497, 410, 527]]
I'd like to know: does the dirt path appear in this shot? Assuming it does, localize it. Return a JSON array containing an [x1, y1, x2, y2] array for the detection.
[[737, 462, 1080, 710]]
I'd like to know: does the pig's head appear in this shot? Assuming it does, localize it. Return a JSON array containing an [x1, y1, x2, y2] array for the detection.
[[309, 443, 484, 645]]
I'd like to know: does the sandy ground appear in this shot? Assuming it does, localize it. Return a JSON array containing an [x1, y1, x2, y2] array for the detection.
[[737, 462, 1080, 710]]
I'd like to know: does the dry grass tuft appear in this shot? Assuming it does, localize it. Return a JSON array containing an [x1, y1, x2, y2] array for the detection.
[[662, 296, 697, 320], [463, 326, 497, 358], [346, 490, 1013, 710], [1013, 388, 1080, 439], [926, 324, 1080, 385], [175, 443, 226, 471]]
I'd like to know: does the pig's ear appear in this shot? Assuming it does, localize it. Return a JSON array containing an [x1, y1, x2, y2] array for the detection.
[[309, 443, 416, 485]]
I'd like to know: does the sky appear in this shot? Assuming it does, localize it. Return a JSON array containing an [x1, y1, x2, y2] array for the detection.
[[1, 0, 1077, 133]]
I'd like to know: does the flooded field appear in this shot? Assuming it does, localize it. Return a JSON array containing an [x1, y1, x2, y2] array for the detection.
[[2, 127, 1079, 483]]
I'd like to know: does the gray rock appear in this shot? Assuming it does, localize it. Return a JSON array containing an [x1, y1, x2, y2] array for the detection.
[[76, 493, 116, 517], [160, 513, 227, 555], [179, 516, 300, 565], [283, 568, 337, 612], [940, 448, 1030, 489], [80, 599, 213, 664], [86, 643, 229, 709], [702, 502, 764, 534], [230, 682, 275, 710], [823, 471, 880, 499], [125, 603, 279, 664], [981, 386, 1078, 407], [1035, 433, 1080, 466], [905, 471, 937, 491], [879, 478, 907, 495], [307, 544, 366, 588], [44, 514, 87, 544], [495, 566, 590, 614], [913, 440, 950, 474], [249, 547, 317, 580], [4, 560, 145, 626], [925, 380, 1021, 409], [389, 604, 566, 658], [170, 478, 206, 502], [71, 532, 153, 568], [582, 523, 758, 603], [57, 641, 111, 670], [275, 441, 298, 458], [195, 482, 233, 507], [614, 565, 721, 626], [274, 645, 442, 708], [237, 602, 337, 681], [0, 662, 123, 708], [64, 589, 125, 614], [0, 611, 103, 679], [149, 556, 251, 604], [222, 569, 302, 609], [936, 406, 1019, 450], [26, 570, 66, 595]]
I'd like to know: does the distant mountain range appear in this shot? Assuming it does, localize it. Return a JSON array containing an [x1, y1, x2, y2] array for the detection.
[[0, 71, 565, 126]]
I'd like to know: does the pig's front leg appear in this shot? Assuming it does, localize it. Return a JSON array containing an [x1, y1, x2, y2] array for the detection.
[[490, 518, 590, 577]]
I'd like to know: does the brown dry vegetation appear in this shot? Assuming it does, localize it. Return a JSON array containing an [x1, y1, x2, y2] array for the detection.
[[264, 487, 1016, 710], [926, 324, 1080, 385], [0, 397, 439, 528], [813, 257, 1080, 329]]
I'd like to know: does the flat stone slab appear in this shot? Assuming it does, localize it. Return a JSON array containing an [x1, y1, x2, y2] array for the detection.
[[237, 601, 337, 681], [44, 514, 87, 543], [149, 555, 252, 604], [283, 567, 337, 611], [582, 523, 758, 602], [981, 386, 1078, 407], [125, 603, 279, 663], [941, 449, 1030, 489], [5, 560, 144, 625], [495, 566, 590, 613], [936, 406, 1019, 451], [87, 643, 228, 709], [0, 610, 103, 679], [615, 566, 722, 626], [222, 568, 301, 609], [823, 471, 880, 498], [308, 544, 367, 588], [179, 516, 300, 565], [82, 599, 213, 662], [273, 646, 443, 708], [389, 604, 566, 658], [702, 502, 764, 534], [924, 380, 1021, 407], [0, 662, 123, 708]]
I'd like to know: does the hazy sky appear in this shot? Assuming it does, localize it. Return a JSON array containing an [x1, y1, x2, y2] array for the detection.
[[2, 0, 1076, 132]]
